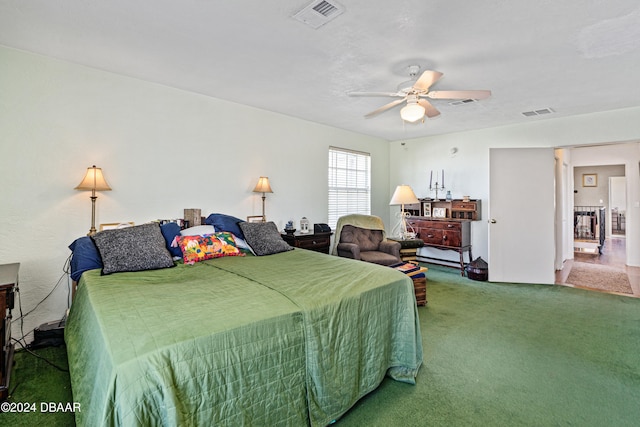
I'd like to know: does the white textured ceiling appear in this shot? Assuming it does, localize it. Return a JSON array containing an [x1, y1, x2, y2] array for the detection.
[[2, 0, 640, 141]]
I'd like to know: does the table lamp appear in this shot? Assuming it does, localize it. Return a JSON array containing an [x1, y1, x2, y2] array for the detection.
[[253, 177, 273, 221], [389, 184, 419, 239], [75, 165, 112, 236]]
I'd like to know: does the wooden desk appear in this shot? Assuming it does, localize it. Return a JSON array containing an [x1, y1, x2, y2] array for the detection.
[[406, 218, 472, 276]]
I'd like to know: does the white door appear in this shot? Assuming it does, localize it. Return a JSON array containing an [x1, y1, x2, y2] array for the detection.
[[489, 148, 556, 284], [609, 176, 626, 236]]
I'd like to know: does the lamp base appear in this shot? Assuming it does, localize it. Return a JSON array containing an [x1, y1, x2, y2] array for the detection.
[[391, 210, 416, 240], [88, 194, 98, 236]]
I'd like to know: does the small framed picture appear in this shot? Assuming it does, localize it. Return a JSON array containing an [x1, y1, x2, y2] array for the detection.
[[582, 174, 597, 187], [247, 215, 265, 223], [422, 202, 432, 217], [100, 222, 134, 231], [432, 208, 447, 218]]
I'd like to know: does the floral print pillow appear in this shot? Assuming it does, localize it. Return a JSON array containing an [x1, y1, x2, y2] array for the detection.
[[173, 232, 244, 264]]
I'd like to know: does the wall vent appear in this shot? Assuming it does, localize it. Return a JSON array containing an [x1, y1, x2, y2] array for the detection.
[[449, 99, 477, 106], [522, 108, 555, 117], [293, 0, 345, 29]]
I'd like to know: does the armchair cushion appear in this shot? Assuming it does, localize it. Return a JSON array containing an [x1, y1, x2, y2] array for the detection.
[[339, 225, 384, 251], [359, 251, 400, 266]]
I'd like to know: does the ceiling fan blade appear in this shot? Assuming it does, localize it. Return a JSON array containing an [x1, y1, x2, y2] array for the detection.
[[418, 99, 441, 118], [348, 91, 404, 97], [425, 90, 492, 100], [412, 70, 444, 92], [364, 98, 406, 118]]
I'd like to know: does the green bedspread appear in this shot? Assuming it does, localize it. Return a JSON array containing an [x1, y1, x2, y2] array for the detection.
[[66, 249, 423, 426]]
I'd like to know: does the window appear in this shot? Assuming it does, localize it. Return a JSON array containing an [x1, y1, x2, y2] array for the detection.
[[328, 146, 371, 230]]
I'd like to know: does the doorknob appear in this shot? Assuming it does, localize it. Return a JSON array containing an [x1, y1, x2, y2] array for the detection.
[[490, 219, 497, 224]]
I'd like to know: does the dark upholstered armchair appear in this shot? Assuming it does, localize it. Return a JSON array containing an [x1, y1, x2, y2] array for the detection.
[[332, 214, 401, 266]]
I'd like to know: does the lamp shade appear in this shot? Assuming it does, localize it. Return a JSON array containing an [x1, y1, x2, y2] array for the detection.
[[75, 165, 112, 191], [253, 177, 273, 193], [389, 185, 419, 205], [400, 103, 425, 123]]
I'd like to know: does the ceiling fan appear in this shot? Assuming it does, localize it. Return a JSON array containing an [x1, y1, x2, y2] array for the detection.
[[348, 65, 491, 123]]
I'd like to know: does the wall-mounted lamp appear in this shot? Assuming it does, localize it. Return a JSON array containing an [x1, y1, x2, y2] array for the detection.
[[389, 184, 419, 239], [75, 165, 111, 236], [252, 176, 273, 221]]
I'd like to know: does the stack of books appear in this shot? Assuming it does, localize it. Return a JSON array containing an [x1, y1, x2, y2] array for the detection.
[[390, 261, 428, 306], [400, 247, 418, 261], [390, 262, 427, 278]]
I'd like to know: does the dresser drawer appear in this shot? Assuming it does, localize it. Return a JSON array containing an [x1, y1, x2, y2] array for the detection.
[[440, 221, 461, 231], [409, 219, 461, 231], [451, 200, 481, 220], [451, 201, 478, 211], [408, 219, 440, 229], [417, 228, 443, 245], [442, 230, 462, 247], [297, 236, 330, 250]]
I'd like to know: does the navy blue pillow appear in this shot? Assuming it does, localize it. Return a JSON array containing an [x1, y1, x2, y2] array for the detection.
[[68, 236, 103, 281], [160, 222, 183, 257], [205, 213, 245, 239]]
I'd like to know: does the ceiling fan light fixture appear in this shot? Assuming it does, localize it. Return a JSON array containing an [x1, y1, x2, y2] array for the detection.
[[400, 103, 425, 122]]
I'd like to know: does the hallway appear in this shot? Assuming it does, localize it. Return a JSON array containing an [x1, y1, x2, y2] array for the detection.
[[556, 237, 640, 298]]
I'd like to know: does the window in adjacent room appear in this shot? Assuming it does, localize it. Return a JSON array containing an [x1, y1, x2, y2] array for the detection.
[[328, 146, 371, 230]]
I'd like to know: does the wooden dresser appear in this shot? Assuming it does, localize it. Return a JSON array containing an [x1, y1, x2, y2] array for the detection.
[[406, 218, 472, 276], [0, 263, 19, 402]]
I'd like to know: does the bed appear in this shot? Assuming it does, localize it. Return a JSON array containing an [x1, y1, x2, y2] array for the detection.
[[65, 219, 423, 426]]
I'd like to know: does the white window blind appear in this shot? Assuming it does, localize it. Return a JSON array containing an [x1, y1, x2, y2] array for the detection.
[[328, 146, 371, 230]]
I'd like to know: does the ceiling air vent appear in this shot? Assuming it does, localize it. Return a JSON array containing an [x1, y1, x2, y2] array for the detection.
[[522, 108, 555, 117], [293, 0, 345, 29], [449, 99, 477, 106]]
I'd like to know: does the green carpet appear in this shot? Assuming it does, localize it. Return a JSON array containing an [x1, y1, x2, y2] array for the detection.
[[2, 264, 639, 426], [339, 264, 640, 426], [1, 345, 73, 426]]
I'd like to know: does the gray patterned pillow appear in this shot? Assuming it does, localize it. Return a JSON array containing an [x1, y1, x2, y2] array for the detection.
[[239, 221, 293, 256], [92, 222, 175, 275]]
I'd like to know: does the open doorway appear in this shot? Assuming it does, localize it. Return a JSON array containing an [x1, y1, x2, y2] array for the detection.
[[556, 161, 639, 297], [572, 165, 624, 254]]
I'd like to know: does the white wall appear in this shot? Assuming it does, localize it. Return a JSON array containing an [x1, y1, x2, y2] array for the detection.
[[0, 47, 389, 342], [573, 164, 625, 208], [390, 110, 640, 269]]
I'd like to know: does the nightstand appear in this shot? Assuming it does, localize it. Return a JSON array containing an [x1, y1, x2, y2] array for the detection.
[[0, 262, 19, 402], [281, 231, 332, 254]]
